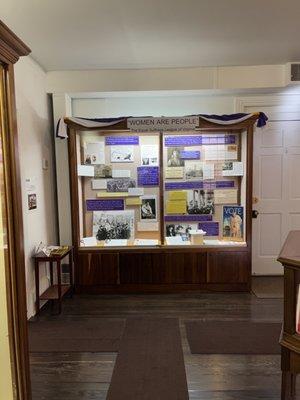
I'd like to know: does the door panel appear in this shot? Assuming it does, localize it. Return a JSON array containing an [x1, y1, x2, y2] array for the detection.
[[246, 105, 300, 275]]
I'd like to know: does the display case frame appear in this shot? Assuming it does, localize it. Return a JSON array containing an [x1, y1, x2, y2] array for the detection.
[[65, 115, 258, 293]]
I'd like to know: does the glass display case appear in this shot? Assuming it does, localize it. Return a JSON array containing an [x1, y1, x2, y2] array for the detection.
[[65, 115, 259, 292], [73, 130, 247, 248]]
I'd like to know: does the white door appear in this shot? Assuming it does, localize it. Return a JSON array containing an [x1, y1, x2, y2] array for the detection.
[[245, 106, 300, 275]]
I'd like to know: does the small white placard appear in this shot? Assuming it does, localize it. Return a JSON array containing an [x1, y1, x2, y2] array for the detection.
[[112, 169, 131, 178], [134, 239, 159, 246], [137, 221, 159, 231], [80, 237, 98, 247], [128, 187, 144, 196], [104, 239, 128, 247], [165, 236, 190, 245], [92, 179, 107, 190], [78, 165, 94, 177]]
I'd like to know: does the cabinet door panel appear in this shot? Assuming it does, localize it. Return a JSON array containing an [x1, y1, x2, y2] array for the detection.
[[164, 253, 207, 284], [77, 252, 119, 285], [207, 252, 249, 283]]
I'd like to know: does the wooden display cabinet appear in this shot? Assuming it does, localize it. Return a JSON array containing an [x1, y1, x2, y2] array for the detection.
[[64, 115, 259, 293], [278, 231, 300, 399]]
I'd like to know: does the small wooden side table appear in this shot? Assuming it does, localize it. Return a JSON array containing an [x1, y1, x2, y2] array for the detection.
[[33, 246, 74, 315]]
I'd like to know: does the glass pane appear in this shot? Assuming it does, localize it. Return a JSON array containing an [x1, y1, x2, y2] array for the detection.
[[77, 130, 161, 247]]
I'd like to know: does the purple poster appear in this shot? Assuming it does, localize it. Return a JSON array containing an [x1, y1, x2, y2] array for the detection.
[[165, 181, 203, 190], [202, 135, 236, 145], [165, 135, 202, 146], [137, 166, 159, 186], [86, 199, 124, 211], [105, 136, 139, 145], [179, 150, 200, 159], [165, 215, 213, 222], [216, 180, 235, 188], [198, 222, 219, 236], [164, 135, 236, 146]]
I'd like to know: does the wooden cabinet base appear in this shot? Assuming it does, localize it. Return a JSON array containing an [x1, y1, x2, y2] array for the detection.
[[75, 249, 251, 292]]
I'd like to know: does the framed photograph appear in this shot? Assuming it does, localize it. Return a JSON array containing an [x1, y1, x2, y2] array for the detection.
[[222, 206, 244, 241], [165, 223, 196, 241], [107, 178, 136, 192], [93, 210, 134, 241], [167, 147, 184, 167], [111, 145, 134, 163], [187, 189, 214, 214], [94, 164, 112, 178], [28, 193, 37, 210], [140, 195, 157, 221]]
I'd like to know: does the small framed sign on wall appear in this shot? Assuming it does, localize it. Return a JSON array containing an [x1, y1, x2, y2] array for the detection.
[[28, 193, 37, 210]]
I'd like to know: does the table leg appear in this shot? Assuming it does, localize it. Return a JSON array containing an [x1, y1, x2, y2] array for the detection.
[[34, 259, 40, 315], [69, 249, 73, 298], [50, 261, 54, 312], [281, 371, 296, 400], [57, 260, 62, 314]]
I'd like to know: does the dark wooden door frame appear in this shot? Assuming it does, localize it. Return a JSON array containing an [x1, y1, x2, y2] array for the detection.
[[0, 20, 31, 399]]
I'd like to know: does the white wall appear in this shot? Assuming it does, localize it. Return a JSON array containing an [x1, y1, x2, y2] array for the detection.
[[14, 57, 57, 319], [72, 95, 235, 118]]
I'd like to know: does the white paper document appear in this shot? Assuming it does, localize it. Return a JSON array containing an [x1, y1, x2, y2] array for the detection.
[[141, 145, 159, 166], [215, 189, 238, 204], [137, 221, 159, 231], [92, 179, 107, 190], [111, 145, 134, 162], [78, 165, 94, 177], [80, 236, 98, 247], [203, 164, 215, 180], [84, 142, 105, 165], [104, 239, 128, 247], [204, 145, 238, 161], [128, 187, 144, 196], [112, 169, 131, 178], [165, 236, 190, 245], [134, 239, 159, 246], [222, 162, 244, 176]]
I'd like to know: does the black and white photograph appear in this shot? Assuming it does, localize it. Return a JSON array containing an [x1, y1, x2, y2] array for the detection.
[[84, 142, 105, 165], [141, 144, 159, 166], [107, 178, 136, 192], [111, 145, 134, 162], [187, 189, 215, 214], [93, 210, 134, 241], [165, 223, 196, 241], [140, 195, 157, 220], [28, 193, 37, 210], [167, 147, 184, 167], [185, 161, 203, 180], [94, 164, 112, 178]]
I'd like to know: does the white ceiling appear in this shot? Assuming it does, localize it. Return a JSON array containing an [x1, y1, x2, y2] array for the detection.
[[1, 0, 300, 71]]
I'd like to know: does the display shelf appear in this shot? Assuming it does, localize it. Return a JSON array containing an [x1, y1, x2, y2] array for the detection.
[[40, 284, 71, 300], [64, 114, 260, 292]]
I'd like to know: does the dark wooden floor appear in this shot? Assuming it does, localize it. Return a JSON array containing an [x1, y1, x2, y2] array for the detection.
[[30, 288, 288, 400]]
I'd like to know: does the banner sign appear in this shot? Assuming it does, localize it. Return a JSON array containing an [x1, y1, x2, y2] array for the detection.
[[179, 150, 200, 159], [164, 215, 213, 222], [86, 199, 124, 211], [105, 136, 139, 145], [165, 181, 235, 190], [127, 117, 199, 132], [165, 135, 236, 146]]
